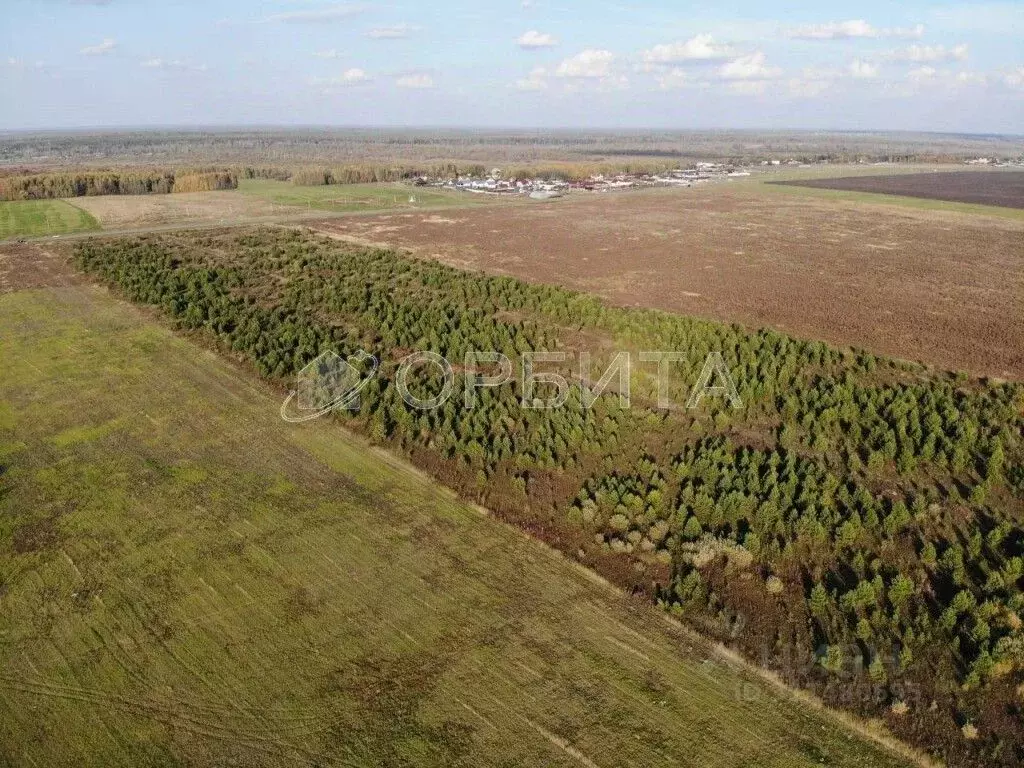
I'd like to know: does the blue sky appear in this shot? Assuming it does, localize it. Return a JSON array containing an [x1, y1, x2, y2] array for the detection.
[[1, 0, 1022, 132]]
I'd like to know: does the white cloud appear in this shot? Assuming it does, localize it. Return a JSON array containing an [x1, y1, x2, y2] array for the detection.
[[907, 65, 938, 82], [895, 66, 992, 91], [396, 73, 434, 89], [718, 51, 781, 80], [641, 35, 733, 64], [955, 71, 988, 86], [516, 30, 558, 49], [1001, 66, 1024, 88], [888, 44, 969, 63], [141, 58, 208, 72], [80, 38, 116, 55], [339, 67, 370, 84], [313, 68, 371, 87], [787, 64, 881, 97], [787, 20, 924, 40], [514, 66, 548, 90], [555, 49, 615, 78], [366, 24, 418, 39], [849, 59, 878, 79], [313, 49, 342, 59], [653, 67, 695, 89], [264, 4, 365, 24]]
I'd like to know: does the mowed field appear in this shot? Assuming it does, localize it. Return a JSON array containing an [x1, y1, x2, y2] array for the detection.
[[0, 199, 100, 239], [0, 246, 913, 767], [313, 178, 1024, 380], [238, 179, 497, 213], [773, 170, 1024, 209]]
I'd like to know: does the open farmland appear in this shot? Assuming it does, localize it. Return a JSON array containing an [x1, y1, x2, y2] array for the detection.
[[0, 244, 914, 768], [65, 227, 1024, 766], [0, 199, 99, 239], [313, 181, 1024, 380], [772, 171, 1024, 209]]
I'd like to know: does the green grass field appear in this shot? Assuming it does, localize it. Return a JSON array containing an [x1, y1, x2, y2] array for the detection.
[[0, 199, 101, 239], [0, 256, 916, 766], [239, 179, 493, 214]]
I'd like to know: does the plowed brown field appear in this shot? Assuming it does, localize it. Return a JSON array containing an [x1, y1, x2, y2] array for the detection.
[[773, 170, 1024, 208], [312, 185, 1024, 379]]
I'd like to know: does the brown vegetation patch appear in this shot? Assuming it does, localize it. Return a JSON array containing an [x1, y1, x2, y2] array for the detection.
[[67, 191, 285, 230], [12, 515, 60, 554], [0, 242, 80, 293]]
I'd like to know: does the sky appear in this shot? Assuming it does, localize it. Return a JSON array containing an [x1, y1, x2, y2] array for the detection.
[[1, 0, 1022, 133]]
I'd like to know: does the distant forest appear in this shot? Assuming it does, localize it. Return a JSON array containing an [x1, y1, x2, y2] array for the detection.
[[2, 129, 1021, 198], [3, 128, 1021, 171], [0, 170, 237, 201]]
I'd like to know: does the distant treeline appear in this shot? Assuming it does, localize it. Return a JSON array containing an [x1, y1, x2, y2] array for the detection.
[[5, 129, 1021, 168], [0, 161, 692, 196], [240, 166, 293, 181], [0, 169, 238, 201], [284, 160, 686, 187], [580, 149, 986, 165], [0, 161, 690, 197], [502, 160, 680, 181], [171, 172, 239, 194], [288, 163, 488, 187]]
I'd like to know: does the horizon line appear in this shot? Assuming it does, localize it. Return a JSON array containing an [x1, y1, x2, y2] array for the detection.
[[2, 124, 1023, 141]]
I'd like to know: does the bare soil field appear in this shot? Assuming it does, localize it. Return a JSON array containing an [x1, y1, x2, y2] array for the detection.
[[311, 184, 1024, 379], [773, 170, 1024, 208], [0, 241, 84, 293]]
